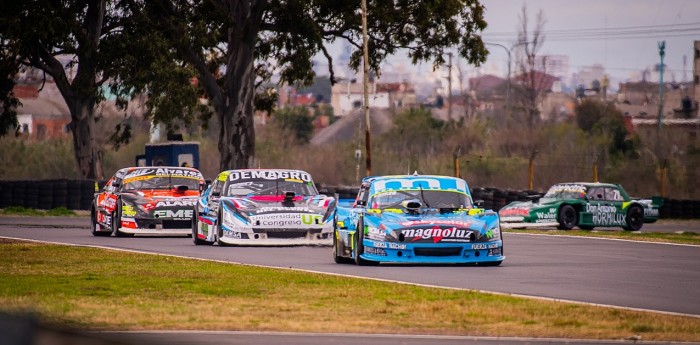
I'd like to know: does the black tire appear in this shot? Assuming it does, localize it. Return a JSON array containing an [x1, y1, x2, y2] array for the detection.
[[354, 217, 378, 266], [90, 207, 111, 237], [112, 200, 133, 237], [557, 204, 577, 230], [623, 205, 644, 231], [579, 225, 595, 230], [216, 210, 228, 247], [192, 210, 212, 245]]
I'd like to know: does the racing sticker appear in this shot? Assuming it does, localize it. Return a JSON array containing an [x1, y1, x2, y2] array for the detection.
[[228, 170, 312, 182], [155, 200, 197, 207], [548, 184, 587, 194], [499, 208, 530, 217], [255, 206, 313, 214], [401, 226, 473, 243], [250, 213, 321, 227], [123, 167, 204, 181], [400, 220, 472, 227], [586, 204, 625, 226], [534, 208, 557, 222], [153, 209, 194, 220]]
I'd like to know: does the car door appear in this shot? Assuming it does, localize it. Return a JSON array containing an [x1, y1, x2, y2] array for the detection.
[[583, 186, 626, 227], [603, 186, 627, 227], [582, 186, 609, 226]]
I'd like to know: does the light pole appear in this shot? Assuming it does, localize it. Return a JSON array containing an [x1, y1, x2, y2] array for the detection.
[[484, 42, 512, 113], [484, 41, 532, 116]]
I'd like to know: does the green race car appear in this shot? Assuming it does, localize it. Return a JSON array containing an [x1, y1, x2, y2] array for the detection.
[[498, 182, 662, 231]]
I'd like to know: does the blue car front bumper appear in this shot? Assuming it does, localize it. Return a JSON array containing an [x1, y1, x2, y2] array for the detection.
[[359, 239, 504, 264]]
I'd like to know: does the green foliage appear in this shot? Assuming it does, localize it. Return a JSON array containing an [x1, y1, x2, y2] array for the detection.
[[386, 107, 446, 154], [0, 59, 19, 136], [0, 207, 76, 216], [273, 106, 314, 143], [575, 99, 637, 157]]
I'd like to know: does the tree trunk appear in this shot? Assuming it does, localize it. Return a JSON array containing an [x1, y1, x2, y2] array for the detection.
[[216, 1, 262, 172], [67, 98, 103, 180]]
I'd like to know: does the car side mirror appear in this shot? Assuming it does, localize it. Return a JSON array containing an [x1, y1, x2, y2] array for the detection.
[[473, 199, 484, 207]]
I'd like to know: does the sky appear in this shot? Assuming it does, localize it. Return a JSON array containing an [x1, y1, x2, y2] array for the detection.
[[322, 0, 700, 90], [478, 0, 700, 82]]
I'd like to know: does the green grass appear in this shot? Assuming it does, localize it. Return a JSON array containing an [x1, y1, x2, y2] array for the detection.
[[0, 207, 78, 217], [1, 239, 699, 341], [505, 229, 700, 245]]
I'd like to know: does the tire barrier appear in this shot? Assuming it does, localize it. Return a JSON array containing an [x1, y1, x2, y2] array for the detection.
[[0, 179, 97, 211], [1, 180, 699, 218]]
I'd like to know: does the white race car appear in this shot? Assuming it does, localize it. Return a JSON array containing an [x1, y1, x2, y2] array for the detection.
[[192, 169, 335, 246]]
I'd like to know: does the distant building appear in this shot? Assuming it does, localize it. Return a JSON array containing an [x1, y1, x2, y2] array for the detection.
[[573, 64, 606, 91], [330, 80, 415, 116], [535, 55, 570, 86], [12, 80, 71, 139]]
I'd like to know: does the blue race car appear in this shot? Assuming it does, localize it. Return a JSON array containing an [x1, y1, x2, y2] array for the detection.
[[193, 169, 335, 246], [333, 174, 504, 266]]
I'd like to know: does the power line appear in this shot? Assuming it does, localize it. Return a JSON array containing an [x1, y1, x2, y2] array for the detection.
[[483, 22, 700, 41], [484, 21, 700, 36]]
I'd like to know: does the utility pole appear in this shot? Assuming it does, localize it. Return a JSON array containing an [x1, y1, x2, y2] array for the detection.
[[657, 41, 666, 196], [657, 41, 665, 131], [361, 0, 371, 176], [528, 150, 538, 190], [447, 52, 453, 122]]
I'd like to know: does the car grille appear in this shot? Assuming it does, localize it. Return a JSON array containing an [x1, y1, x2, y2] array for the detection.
[[414, 247, 462, 257], [254, 228, 323, 239], [162, 220, 191, 229]]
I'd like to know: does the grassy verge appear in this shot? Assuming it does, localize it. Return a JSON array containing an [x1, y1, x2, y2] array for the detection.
[[1, 240, 699, 341], [0, 207, 78, 217], [505, 229, 700, 246]]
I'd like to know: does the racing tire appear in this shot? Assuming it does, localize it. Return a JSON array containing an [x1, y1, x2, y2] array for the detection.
[[623, 205, 644, 231], [90, 207, 111, 237], [354, 217, 378, 266], [216, 210, 229, 247], [557, 204, 577, 230], [112, 200, 133, 237], [579, 225, 595, 230]]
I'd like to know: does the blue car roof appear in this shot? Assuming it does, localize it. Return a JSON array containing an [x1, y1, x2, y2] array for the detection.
[[368, 175, 470, 196]]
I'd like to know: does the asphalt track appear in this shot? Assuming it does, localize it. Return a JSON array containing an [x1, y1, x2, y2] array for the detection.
[[1, 216, 700, 345]]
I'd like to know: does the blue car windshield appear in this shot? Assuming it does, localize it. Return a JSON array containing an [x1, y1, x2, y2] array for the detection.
[[369, 190, 470, 209]]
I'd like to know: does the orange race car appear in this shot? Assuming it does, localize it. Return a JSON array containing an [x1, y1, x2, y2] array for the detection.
[[91, 166, 205, 237]]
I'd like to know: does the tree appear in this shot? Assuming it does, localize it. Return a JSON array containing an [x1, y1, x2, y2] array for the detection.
[[0, 58, 19, 136], [140, 0, 489, 172], [273, 106, 314, 143], [0, 2, 132, 178], [512, 4, 547, 129], [575, 99, 636, 157]]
